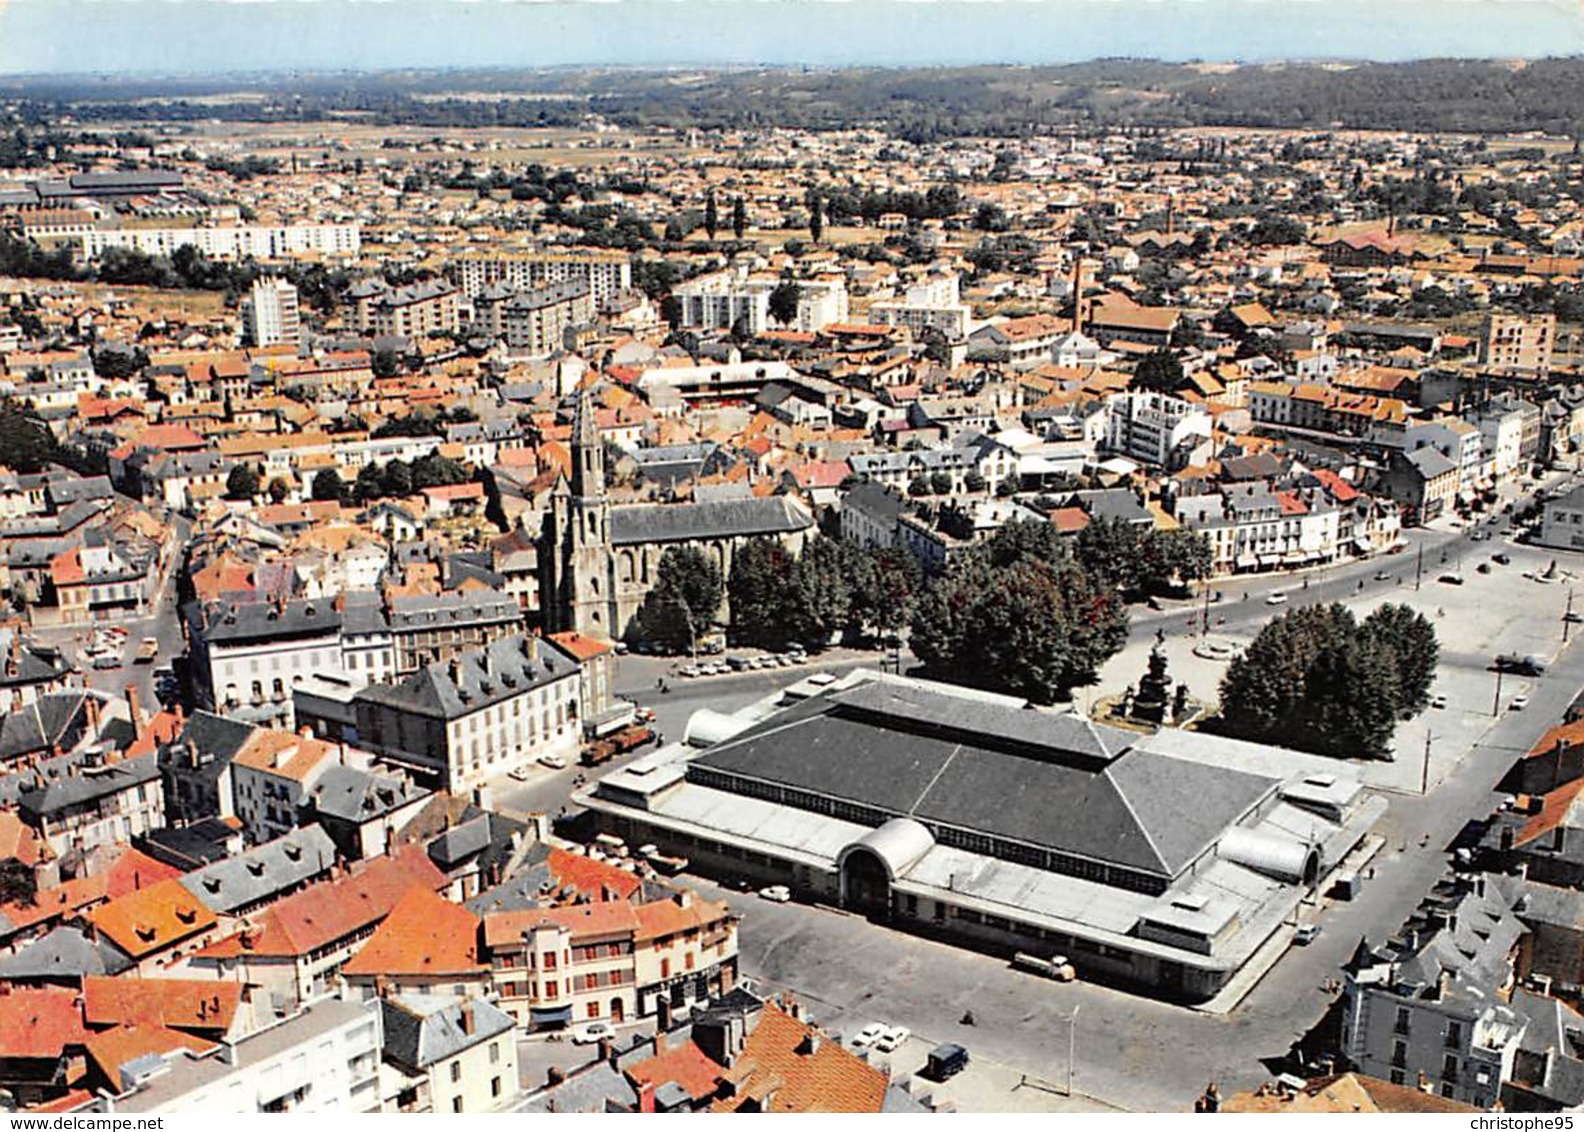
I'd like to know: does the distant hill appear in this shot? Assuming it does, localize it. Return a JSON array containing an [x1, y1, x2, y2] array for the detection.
[[6, 58, 1584, 139]]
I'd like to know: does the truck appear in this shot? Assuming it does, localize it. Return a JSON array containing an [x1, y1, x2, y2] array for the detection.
[[925, 1043, 971, 1083], [580, 724, 656, 767], [1012, 952, 1076, 981], [135, 637, 160, 664]]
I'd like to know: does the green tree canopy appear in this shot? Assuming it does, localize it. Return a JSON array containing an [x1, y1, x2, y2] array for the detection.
[[768, 279, 802, 327], [225, 463, 260, 501], [633, 546, 723, 653], [1130, 349, 1185, 395], [311, 469, 348, 504]]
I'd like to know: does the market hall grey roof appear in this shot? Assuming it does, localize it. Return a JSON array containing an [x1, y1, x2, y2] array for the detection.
[[608, 495, 813, 547], [689, 680, 1276, 878]]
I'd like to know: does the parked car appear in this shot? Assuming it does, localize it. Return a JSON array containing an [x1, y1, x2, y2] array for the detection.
[[1265, 592, 1288, 606], [1372, 570, 1393, 582], [852, 1023, 887, 1050], [538, 754, 568, 770], [572, 1021, 615, 1045], [1431, 694, 1448, 709], [508, 766, 533, 782], [758, 884, 791, 903], [1438, 573, 1465, 585], [873, 1026, 910, 1054], [1493, 553, 1512, 565], [1511, 694, 1531, 711], [1294, 924, 1322, 945]]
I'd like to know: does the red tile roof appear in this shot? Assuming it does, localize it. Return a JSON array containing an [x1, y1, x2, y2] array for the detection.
[[1516, 777, 1584, 847], [547, 847, 642, 902], [633, 895, 732, 943], [104, 847, 184, 899], [483, 900, 641, 948], [341, 886, 485, 979], [86, 1023, 213, 1092], [89, 878, 217, 960], [82, 977, 243, 1034], [0, 987, 90, 1059], [627, 1039, 725, 1102], [712, 1001, 888, 1113], [196, 847, 445, 960]]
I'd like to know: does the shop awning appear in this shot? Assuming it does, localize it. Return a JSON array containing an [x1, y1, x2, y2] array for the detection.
[[530, 1006, 573, 1025]]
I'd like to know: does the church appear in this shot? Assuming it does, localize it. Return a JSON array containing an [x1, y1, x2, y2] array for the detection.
[[539, 388, 816, 640]]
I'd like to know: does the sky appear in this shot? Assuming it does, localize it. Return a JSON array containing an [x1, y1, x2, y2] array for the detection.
[[0, 0, 1578, 77]]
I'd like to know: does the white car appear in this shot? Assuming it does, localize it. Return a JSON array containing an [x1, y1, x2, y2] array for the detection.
[[571, 1021, 615, 1045], [873, 1026, 910, 1054], [1265, 592, 1288, 606], [508, 766, 533, 782], [1511, 694, 1531, 711], [851, 1023, 887, 1050], [758, 885, 791, 903], [538, 754, 568, 770]]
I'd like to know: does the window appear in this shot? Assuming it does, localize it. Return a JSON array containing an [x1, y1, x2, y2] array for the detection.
[[545, 980, 558, 997], [491, 1077, 502, 1099], [1390, 1069, 1406, 1086], [1445, 1021, 1463, 1049], [660, 958, 670, 979], [1394, 1007, 1411, 1036], [1391, 1040, 1408, 1070], [489, 1042, 500, 1065], [588, 1001, 601, 1019], [452, 1097, 464, 1114], [1442, 1055, 1459, 1085], [451, 1062, 462, 1084]]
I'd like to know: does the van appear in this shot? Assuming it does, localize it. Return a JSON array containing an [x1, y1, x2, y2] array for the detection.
[[925, 1043, 970, 1083]]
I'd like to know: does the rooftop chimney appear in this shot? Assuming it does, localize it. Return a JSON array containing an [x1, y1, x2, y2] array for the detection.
[[460, 1002, 476, 1036], [125, 685, 144, 741]]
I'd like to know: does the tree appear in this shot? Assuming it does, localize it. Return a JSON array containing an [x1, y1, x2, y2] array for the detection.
[[809, 193, 825, 245], [0, 858, 36, 908], [381, 460, 414, 498], [225, 463, 260, 501], [732, 196, 748, 240], [1139, 528, 1213, 589], [266, 478, 290, 504], [908, 475, 931, 499], [371, 349, 400, 379], [910, 551, 1128, 704], [1130, 349, 1185, 395], [704, 191, 719, 241], [1217, 602, 1421, 759], [850, 545, 922, 637], [929, 471, 952, 496], [0, 401, 57, 474], [787, 535, 854, 646], [311, 469, 348, 504], [354, 462, 385, 503], [91, 345, 148, 381], [1075, 516, 1143, 591], [634, 546, 722, 653], [727, 538, 797, 649], [964, 470, 987, 494], [1363, 603, 1440, 716], [768, 279, 802, 327]]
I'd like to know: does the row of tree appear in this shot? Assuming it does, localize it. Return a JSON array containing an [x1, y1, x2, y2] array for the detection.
[[1216, 602, 1439, 759]]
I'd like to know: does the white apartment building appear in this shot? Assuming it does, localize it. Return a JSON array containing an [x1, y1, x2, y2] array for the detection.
[[870, 273, 972, 340], [106, 997, 383, 1113], [674, 268, 849, 335], [192, 599, 346, 731], [83, 223, 361, 262], [450, 251, 632, 304], [242, 277, 303, 350], [1406, 418, 1486, 492], [1103, 391, 1213, 470]]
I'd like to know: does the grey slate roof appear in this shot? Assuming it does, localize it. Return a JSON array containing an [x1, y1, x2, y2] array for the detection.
[[310, 764, 425, 824], [0, 925, 134, 981], [691, 679, 1273, 878], [202, 598, 341, 645], [381, 994, 515, 1072], [387, 589, 520, 631], [357, 633, 579, 722], [179, 826, 336, 914], [521, 1059, 638, 1113], [15, 751, 159, 820], [608, 495, 813, 547]]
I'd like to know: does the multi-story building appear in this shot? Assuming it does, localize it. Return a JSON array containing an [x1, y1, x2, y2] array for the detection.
[[869, 273, 972, 341], [386, 590, 522, 678], [1340, 874, 1525, 1107], [1103, 390, 1213, 470], [1480, 313, 1555, 375], [241, 277, 303, 350], [190, 598, 345, 730], [450, 251, 632, 305], [497, 280, 596, 356], [674, 269, 848, 335], [368, 279, 462, 340], [82, 223, 360, 262], [1468, 394, 1542, 481], [1538, 484, 1584, 552], [16, 748, 164, 858], [104, 997, 384, 1113], [483, 889, 738, 1031], [229, 728, 340, 846], [1175, 487, 1342, 574], [353, 633, 583, 793], [379, 996, 518, 1114]]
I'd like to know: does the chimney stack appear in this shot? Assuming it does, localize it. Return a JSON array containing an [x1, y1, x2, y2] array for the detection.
[[125, 686, 143, 740], [460, 1002, 476, 1036]]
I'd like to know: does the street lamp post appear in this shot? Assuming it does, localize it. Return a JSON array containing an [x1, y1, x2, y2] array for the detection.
[[1067, 1005, 1080, 1097]]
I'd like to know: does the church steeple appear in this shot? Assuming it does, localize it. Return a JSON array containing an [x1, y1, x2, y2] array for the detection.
[[571, 383, 604, 497]]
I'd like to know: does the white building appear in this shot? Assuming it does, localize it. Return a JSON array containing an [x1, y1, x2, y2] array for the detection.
[[870, 273, 972, 340], [107, 996, 383, 1113], [450, 251, 632, 305], [83, 223, 361, 262], [1103, 391, 1213, 470], [242, 277, 303, 350], [674, 268, 849, 335]]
